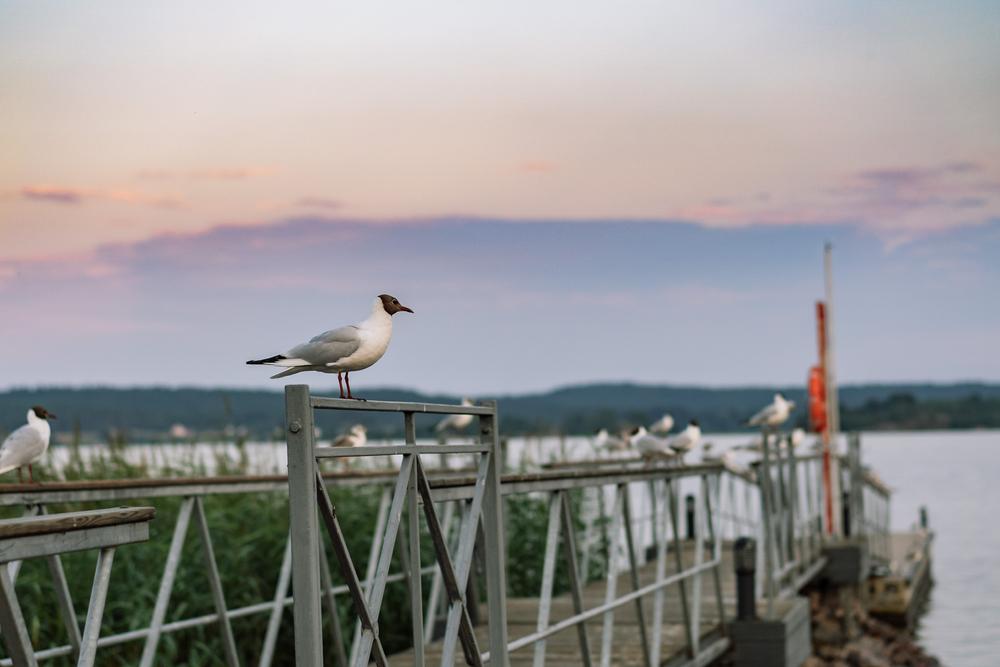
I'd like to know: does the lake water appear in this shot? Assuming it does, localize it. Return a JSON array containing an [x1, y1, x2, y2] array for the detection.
[[46, 429, 999, 665], [859, 430, 1000, 667]]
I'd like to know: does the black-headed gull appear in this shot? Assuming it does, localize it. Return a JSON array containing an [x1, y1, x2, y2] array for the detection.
[[747, 393, 795, 428], [594, 428, 628, 452], [629, 426, 679, 462], [247, 294, 413, 399], [332, 424, 367, 448], [669, 420, 702, 463], [435, 398, 474, 440], [0, 406, 56, 484], [648, 413, 674, 435]]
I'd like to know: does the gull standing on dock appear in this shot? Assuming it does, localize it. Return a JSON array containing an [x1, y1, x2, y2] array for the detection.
[[594, 428, 628, 452], [247, 294, 413, 399], [668, 420, 702, 463], [435, 398, 475, 441], [0, 406, 56, 484], [629, 426, 679, 462], [747, 393, 795, 428], [648, 413, 674, 435], [332, 424, 367, 448]]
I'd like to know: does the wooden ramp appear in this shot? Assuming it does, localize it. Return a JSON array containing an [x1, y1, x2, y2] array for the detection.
[[391, 542, 737, 666], [869, 530, 934, 628]]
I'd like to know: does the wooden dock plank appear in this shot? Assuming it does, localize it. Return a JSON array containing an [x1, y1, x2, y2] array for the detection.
[[391, 542, 737, 665]]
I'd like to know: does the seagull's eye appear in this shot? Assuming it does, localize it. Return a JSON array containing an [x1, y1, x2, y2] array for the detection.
[[393, 299, 399, 304]]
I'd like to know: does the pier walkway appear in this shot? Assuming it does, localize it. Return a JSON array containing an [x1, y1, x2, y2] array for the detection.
[[0, 390, 901, 667], [391, 542, 738, 666]]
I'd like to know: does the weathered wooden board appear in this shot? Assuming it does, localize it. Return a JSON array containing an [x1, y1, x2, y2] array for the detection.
[[0, 506, 155, 539]]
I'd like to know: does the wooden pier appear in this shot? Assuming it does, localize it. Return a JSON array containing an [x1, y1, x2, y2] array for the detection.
[[392, 542, 737, 666], [868, 529, 934, 629], [0, 392, 934, 667]]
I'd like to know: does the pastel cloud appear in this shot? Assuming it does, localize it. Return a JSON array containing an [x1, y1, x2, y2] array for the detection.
[[295, 197, 343, 210], [20, 185, 86, 205], [3, 215, 998, 390], [19, 185, 184, 209], [678, 161, 1000, 241], [134, 167, 276, 181]]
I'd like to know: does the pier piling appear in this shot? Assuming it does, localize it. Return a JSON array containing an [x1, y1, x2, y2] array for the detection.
[[734, 537, 757, 621]]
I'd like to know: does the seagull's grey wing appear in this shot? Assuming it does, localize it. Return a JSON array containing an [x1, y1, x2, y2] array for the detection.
[[435, 415, 455, 432], [287, 325, 362, 365], [331, 434, 353, 447], [0, 427, 45, 469], [748, 404, 776, 425]]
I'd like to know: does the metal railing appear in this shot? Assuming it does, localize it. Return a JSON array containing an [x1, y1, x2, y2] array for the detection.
[[0, 388, 891, 666], [283, 388, 849, 666], [285, 387, 507, 667], [752, 433, 830, 617], [0, 506, 155, 667], [844, 433, 892, 564], [0, 472, 421, 666]]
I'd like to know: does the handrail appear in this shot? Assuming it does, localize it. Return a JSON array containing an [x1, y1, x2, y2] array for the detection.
[[0, 392, 891, 667], [0, 506, 155, 667]]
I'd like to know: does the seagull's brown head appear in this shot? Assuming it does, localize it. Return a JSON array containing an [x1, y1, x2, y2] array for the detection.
[[31, 405, 57, 420], [379, 294, 414, 315]]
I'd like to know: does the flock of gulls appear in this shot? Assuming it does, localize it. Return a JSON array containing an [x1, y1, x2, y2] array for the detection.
[[2, 293, 807, 482], [586, 392, 803, 474]]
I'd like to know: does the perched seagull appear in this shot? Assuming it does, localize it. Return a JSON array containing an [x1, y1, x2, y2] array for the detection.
[[648, 413, 675, 435], [332, 424, 367, 448], [719, 450, 750, 476], [747, 393, 795, 428], [594, 428, 628, 452], [701, 441, 717, 460], [0, 406, 56, 484], [629, 426, 678, 462], [435, 398, 475, 441], [668, 420, 702, 463], [247, 294, 413, 399]]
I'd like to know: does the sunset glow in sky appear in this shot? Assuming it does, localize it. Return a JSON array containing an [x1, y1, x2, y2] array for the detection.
[[2, 2, 998, 391]]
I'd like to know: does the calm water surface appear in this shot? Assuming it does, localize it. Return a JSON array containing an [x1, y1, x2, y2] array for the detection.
[[861, 430, 1000, 667]]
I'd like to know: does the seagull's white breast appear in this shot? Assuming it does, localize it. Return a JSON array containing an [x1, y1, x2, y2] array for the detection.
[[0, 420, 50, 469], [331, 315, 393, 372]]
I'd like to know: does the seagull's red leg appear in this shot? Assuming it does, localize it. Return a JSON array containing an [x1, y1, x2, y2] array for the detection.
[[338, 372, 345, 399], [28, 464, 34, 484], [345, 372, 353, 399]]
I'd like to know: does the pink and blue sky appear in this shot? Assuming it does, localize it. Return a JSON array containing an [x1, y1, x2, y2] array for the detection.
[[2, 1, 998, 392]]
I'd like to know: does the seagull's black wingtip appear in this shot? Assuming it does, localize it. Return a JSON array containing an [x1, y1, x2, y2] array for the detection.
[[247, 354, 286, 365]]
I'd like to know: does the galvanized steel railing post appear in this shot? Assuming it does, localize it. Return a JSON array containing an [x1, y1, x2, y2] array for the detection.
[[403, 412, 425, 667], [478, 401, 509, 667], [0, 565, 36, 667], [285, 384, 323, 667], [847, 433, 863, 540], [140, 497, 194, 667], [77, 546, 116, 667], [758, 429, 777, 618]]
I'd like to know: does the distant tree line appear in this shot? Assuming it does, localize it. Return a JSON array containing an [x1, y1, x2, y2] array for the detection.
[[839, 393, 1000, 431], [1, 383, 999, 442]]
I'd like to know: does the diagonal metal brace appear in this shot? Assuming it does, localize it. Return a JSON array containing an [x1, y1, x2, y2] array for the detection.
[[314, 472, 389, 667], [413, 457, 482, 666]]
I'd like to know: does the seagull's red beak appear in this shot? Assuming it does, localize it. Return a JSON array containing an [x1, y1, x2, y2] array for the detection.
[[399, 304, 414, 314]]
